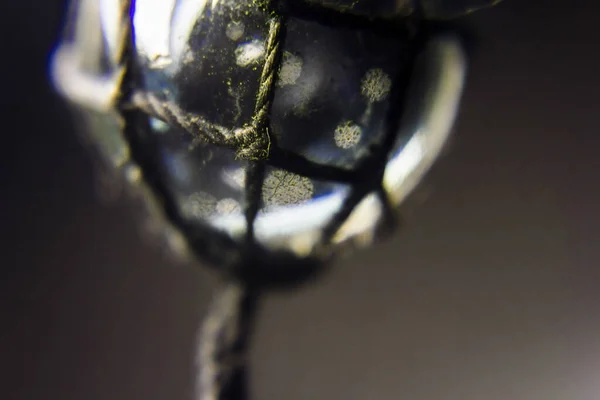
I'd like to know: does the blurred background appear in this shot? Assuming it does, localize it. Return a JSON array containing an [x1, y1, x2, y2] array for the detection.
[[2, 1, 600, 399]]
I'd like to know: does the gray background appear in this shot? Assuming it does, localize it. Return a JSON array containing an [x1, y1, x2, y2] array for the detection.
[[2, 1, 600, 399]]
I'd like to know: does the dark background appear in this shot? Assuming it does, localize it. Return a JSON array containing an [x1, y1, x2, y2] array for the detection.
[[2, 1, 600, 399]]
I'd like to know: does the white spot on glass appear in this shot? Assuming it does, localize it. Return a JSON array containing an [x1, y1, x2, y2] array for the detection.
[[262, 170, 314, 209], [216, 198, 242, 215], [334, 120, 362, 149], [181, 192, 217, 218], [277, 52, 303, 87], [235, 39, 265, 67], [361, 68, 392, 102]]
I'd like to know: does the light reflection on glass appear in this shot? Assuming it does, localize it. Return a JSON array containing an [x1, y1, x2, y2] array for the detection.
[[384, 36, 466, 206]]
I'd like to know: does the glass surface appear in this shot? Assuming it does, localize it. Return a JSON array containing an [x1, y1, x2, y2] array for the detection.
[[51, 0, 477, 259], [147, 116, 349, 247], [129, 0, 415, 252]]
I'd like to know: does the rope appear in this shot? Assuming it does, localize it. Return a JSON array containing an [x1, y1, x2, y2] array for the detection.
[[131, 91, 232, 145], [232, 16, 283, 160], [195, 283, 253, 400], [126, 15, 283, 161], [115, 5, 418, 400], [254, 17, 283, 129]]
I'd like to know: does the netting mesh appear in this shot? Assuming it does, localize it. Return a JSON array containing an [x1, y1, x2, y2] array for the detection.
[[69, 1, 497, 398]]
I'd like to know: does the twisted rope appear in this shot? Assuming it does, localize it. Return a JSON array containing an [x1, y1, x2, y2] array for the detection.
[[195, 283, 253, 400], [128, 16, 283, 161], [131, 92, 233, 146], [255, 18, 282, 124], [225, 16, 284, 160]]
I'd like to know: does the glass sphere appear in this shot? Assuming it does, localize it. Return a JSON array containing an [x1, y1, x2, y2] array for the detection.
[[52, 0, 469, 261]]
